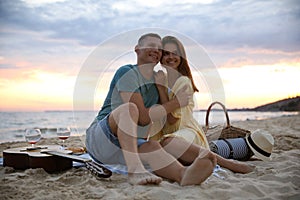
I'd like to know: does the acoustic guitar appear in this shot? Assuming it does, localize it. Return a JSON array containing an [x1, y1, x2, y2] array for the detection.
[[3, 145, 112, 178]]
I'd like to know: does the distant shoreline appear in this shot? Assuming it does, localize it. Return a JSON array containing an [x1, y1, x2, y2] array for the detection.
[[195, 109, 300, 112], [197, 96, 300, 112]]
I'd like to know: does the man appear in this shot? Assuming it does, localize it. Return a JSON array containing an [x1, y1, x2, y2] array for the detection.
[[86, 33, 216, 186]]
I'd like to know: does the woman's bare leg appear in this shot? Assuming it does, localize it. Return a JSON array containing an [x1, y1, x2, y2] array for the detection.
[[215, 155, 255, 174], [161, 137, 254, 174], [138, 140, 215, 186]]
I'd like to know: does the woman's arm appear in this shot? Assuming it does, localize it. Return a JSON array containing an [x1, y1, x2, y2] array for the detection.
[[156, 84, 180, 125], [162, 77, 194, 125], [154, 71, 180, 125]]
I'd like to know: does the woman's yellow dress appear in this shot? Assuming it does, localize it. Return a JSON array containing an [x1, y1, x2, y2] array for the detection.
[[151, 76, 209, 149]]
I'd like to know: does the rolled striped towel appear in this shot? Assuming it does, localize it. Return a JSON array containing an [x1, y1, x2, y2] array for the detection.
[[209, 138, 254, 161]]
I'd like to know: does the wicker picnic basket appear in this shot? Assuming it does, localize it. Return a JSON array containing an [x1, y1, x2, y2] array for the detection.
[[204, 101, 251, 142]]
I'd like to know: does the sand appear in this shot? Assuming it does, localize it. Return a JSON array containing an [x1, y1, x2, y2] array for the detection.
[[1, 114, 299, 200]]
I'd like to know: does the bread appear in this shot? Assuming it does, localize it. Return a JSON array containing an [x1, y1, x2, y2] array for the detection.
[[67, 147, 86, 154]]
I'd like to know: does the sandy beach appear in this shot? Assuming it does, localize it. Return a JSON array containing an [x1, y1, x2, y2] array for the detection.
[[0, 114, 299, 200]]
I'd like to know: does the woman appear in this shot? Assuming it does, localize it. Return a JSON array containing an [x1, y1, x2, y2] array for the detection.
[[157, 36, 209, 148], [154, 36, 254, 173]]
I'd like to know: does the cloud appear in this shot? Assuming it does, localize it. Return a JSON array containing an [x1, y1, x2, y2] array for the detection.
[[177, 0, 300, 52], [0, 0, 299, 71], [1, 0, 299, 50], [0, 64, 19, 69]]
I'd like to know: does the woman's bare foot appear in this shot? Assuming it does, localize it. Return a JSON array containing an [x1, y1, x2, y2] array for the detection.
[[228, 160, 255, 174], [180, 156, 214, 186], [215, 154, 255, 174], [128, 171, 162, 185]]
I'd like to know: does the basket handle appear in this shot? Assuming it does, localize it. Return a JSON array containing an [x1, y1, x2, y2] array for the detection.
[[205, 101, 230, 133]]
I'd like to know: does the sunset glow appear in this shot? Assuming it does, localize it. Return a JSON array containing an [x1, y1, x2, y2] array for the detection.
[[1, 70, 75, 111], [1, 61, 299, 111], [218, 63, 300, 108]]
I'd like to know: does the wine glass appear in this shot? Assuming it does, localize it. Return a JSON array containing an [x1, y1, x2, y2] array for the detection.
[[25, 129, 42, 148], [57, 127, 71, 149]]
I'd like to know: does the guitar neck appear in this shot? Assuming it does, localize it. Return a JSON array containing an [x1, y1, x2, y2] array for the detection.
[[42, 151, 92, 163]]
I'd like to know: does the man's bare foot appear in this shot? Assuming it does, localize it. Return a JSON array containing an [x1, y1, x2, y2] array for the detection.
[[180, 156, 214, 186], [128, 171, 162, 185]]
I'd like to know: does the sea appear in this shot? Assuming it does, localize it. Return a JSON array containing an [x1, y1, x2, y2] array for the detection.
[[0, 110, 298, 144]]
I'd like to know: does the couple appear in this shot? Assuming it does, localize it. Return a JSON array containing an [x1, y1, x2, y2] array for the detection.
[[86, 33, 253, 186]]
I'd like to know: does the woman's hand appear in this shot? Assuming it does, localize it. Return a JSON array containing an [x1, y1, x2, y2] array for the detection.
[[175, 85, 192, 107]]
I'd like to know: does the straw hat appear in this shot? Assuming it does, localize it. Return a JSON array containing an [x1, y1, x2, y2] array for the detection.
[[245, 129, 274, 161]]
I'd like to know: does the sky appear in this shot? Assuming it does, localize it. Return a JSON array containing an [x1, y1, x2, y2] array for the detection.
[[0, 0, 299, 111]]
